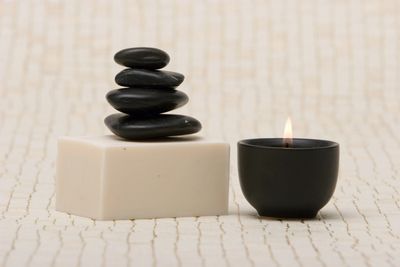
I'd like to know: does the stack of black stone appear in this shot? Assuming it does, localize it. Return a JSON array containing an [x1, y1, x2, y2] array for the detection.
[[105, 47, 202, 140]]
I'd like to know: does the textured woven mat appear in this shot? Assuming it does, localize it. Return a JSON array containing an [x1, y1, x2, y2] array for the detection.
[[0, 0, 399, 266]]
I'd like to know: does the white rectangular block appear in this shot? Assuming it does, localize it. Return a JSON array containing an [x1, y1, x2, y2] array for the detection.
[[56, 135, 230, 220]]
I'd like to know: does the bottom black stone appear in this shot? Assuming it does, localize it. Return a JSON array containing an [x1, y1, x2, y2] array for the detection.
[[104, 113, 202, 140]]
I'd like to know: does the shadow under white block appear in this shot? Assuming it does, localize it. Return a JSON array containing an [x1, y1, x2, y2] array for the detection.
[[56, 135, 230, 220]]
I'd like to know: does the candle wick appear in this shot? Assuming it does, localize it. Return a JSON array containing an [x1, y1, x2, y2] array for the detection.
[[284, 142, 290, 148]]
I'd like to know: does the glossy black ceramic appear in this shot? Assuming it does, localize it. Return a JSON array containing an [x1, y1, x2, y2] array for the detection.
[[238, 138, 339, 219]]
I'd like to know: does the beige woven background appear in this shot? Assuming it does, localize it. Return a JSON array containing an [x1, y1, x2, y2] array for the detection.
[[1, 0, 400, 266]]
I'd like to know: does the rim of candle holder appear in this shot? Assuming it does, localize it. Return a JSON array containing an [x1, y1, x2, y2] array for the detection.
[[238, 138, 339, 150]]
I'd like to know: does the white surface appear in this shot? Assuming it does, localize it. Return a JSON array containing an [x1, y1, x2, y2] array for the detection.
[[0, 0, 399, 266], [56, 135, 230, 220]]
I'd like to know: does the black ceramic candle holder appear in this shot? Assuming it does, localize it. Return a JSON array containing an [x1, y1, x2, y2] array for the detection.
[[238, 138, 339, 219]]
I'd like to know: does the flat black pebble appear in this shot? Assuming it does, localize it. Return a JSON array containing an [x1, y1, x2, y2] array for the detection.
[[114, 47, 170, 69], [115, 69, 184, 88], [106, 88, 188, 116], [104, 114, 202, 140]]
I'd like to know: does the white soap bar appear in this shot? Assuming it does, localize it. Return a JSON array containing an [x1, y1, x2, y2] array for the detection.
[[56, 135, 230, 220]]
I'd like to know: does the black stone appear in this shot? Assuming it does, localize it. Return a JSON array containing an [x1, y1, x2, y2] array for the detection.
[[115, 69, 184, 88], [104, 114, 202, 140], [106, 88, 188, 116], [114, 47, 170, 69]]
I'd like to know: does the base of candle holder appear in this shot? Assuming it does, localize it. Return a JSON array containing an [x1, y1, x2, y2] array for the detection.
[[256, 209, 318, 219]]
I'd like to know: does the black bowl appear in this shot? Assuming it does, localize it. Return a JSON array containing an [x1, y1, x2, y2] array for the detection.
[[238, 138, 339, 218]]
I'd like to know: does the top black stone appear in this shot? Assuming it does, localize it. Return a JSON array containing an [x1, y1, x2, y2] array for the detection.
[[114, 47, 170, 69]]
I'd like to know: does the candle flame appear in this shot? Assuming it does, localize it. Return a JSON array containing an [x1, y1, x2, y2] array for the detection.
[[283, 117, 293, 147]]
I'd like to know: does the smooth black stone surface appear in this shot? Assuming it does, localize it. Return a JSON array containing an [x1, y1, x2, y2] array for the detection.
[[238, 138, 339, 219], [104, 114, 202, 140], [115, 69, 184, 88], [114, 47, 170, 69], [106, 88, 188, 116]]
